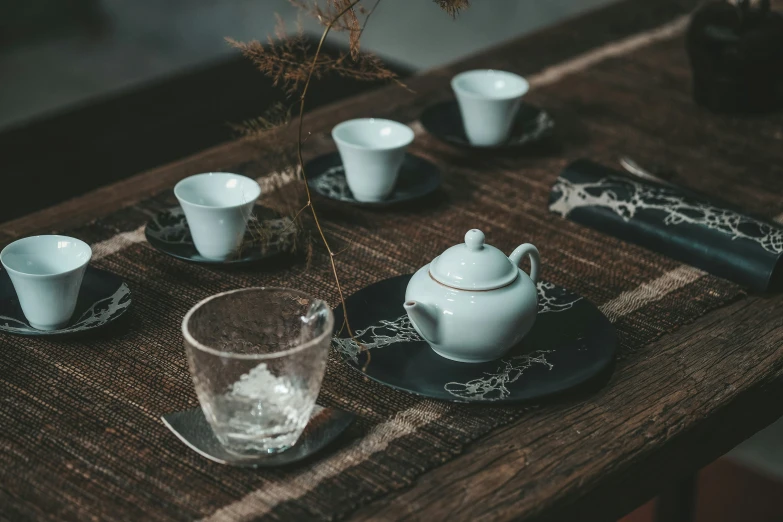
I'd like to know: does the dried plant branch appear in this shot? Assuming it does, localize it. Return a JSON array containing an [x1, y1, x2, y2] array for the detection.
[[332, 243, 354, 257], [227, 1, 404, 95], [356, 0, 382, 42], [289, 0, 362, 56], [227, 36, 398, 95], [231, 0, 471, 366], [434, 0, 469, 17], [231, 103, 313, 263], [296, 0, 365, 344], [229, 102, 293, 139]]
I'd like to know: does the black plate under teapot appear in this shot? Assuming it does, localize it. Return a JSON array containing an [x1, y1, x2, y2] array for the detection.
[[333, 274, 616, 403]]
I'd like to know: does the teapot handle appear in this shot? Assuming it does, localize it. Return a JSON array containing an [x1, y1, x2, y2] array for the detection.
[[509, 244, 539, 284]]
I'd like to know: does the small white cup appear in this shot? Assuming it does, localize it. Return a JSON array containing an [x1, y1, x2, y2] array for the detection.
[[174, 173, 261, 261], [0, 235, 92, 330], [451, 69, 530, 147], [332, 118, 414, 202]]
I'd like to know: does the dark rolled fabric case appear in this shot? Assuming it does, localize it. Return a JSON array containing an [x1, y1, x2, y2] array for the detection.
[[549, 159, 783, 293]]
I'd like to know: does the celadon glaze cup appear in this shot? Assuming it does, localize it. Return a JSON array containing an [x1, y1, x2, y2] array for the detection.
[[174, 173, 261, 261], [451, 69, 530, 147], [0, 235, 92, 330], [332, 118, 415, 202]]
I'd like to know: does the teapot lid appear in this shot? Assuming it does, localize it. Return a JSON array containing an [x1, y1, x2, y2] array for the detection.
[[429, 229, 518, 290]]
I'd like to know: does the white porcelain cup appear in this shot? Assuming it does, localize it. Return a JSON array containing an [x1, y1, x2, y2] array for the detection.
[[332, 118, 415, 202], [174, 173, 261, 261], [0, 235, 92, 330], [451, 69, 530, 147]]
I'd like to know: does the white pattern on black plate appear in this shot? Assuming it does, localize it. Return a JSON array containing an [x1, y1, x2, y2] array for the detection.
[[0, 282, 131, 335], [334, 281, 585, 400], [146, 207, 296, 250], [443, 111, 554, 147], [306, 152, 441, 206], [443, 282, 581, 400], [145, 206, 298, 263], [312, 166, 354, 202], [332, 275, 614, 404], [421, 100, 555, 149], [444, 350, 555, 401]]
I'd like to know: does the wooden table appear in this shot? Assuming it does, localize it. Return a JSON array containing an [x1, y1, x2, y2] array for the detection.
[[2, 0, 782, 520]]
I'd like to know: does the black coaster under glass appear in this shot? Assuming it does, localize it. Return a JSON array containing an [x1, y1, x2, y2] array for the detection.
[[0, 267, 132, 337], [333, 274, 616, 403], [162, 405, 355, 468], [145, 206, 296, 265], [305, 152, 440, 207], [420, 100, 554, 149]]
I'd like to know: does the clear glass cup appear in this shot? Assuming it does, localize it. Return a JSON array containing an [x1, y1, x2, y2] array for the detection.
[[182, 287, 333, 457]]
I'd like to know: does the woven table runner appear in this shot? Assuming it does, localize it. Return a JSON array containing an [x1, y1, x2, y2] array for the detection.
[[2, 16, 783, 522]]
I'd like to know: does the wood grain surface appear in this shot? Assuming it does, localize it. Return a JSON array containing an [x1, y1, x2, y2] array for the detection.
[[348, 292, 783, 521], [3, 0, 782, 520]]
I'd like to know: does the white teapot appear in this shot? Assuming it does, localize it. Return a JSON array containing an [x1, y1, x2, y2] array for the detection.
[[404, 229, 540, 363]]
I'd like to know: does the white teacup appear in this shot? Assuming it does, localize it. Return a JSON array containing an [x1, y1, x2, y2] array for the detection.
[[0, 235, 92, 330], [451, 69, 530, 147], [332, 118, 414, 202], [174, 173, 261, 261]]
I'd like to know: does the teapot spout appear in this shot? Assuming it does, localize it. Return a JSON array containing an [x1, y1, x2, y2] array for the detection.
[[404, 300, 440, 345]]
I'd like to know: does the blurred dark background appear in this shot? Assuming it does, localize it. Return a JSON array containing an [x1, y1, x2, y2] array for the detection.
[[0, 0, 615, 222]]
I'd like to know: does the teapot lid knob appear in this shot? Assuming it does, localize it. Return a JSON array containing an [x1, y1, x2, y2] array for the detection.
[[430, 228, 518, 290], [465, 229, 485, 251]]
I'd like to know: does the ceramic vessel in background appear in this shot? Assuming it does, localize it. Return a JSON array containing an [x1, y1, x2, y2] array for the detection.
[[404, 229, 540, 363], [174, 173, 261, 261], [686, 0, 783, 114], [451, 69, 529, 147], [331, 118, 414, 202], [0, 235, 92, 330]]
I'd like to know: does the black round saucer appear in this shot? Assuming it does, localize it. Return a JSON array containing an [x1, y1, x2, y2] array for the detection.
[[420, 100, 554, 149], [333, 274, 616, 403], [305, 152, 440, 207], [145, 206, 297, 265], [0, 267, 132, 337]]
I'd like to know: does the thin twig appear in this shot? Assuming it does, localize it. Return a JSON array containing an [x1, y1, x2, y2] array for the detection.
[[357, 0, 382, 42], [332, 243, 353, 257], [296, 0, 365, 343], [280, 201, 312, 234]]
